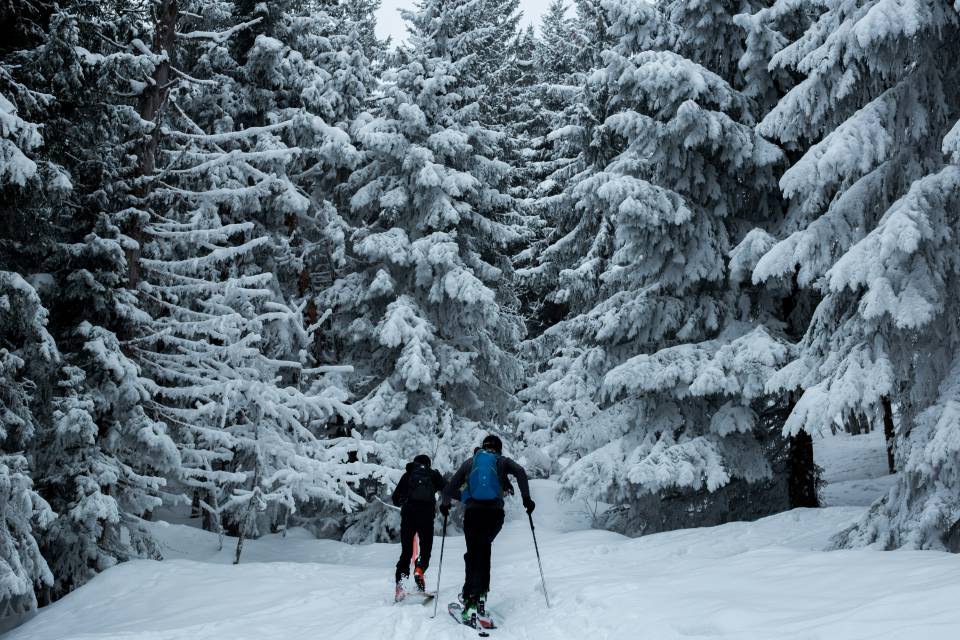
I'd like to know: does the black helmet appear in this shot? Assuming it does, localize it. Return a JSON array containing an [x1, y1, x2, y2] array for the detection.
[[413, 454, 431, 467], [481, 434, 502, 453]]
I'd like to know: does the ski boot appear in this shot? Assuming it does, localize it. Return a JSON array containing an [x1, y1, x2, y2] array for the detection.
[[477, 592, 494, 629], [461, 594, 479, 627], [414, 566, 426, 592], [394, 581, 406, 603]]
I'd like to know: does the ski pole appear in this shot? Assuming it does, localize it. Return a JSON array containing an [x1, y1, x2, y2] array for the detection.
[[430, 513, 448, 618], [528, 512, 551, 608]]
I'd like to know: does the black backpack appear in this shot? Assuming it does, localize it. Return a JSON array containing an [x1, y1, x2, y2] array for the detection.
[[406, 465, 436, 503]]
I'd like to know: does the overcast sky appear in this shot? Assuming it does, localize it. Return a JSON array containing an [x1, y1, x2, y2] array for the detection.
[[374, 0, 557, 44]]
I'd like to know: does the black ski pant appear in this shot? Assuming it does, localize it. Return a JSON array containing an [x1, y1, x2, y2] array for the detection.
[[462, 507, 505, 600], [395, 503, 435, 583]]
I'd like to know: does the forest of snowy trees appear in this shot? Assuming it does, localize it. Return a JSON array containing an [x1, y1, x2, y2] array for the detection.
[[1, 0, 958, 617]]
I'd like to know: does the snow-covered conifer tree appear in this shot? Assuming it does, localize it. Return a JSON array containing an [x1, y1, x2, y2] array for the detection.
[[501, 25, 539, 198], [0, 0, 67, 280], [474, 0, 524, 126], [3, 4, 184, 599], [2, 6, 173, 604], [512, 0, 618, 338], [0, 276, 56, 616], [0, 0, 393, 599], [325, 0, 526, 476], [0, 453, 53, 617], [729, 0, 826, 506], [122, 1, 387, 557], [327, 0, 387, 63], [516, 0, 797, 533], [191, 0, 372, 334], [524, 0, 584, 142], [538, 0, 579, 83], [749, 0, 960, 549], [509, 2, 578, 161]]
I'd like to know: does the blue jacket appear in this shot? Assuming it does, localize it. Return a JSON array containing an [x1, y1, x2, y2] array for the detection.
[[441, 455, 530, 510]]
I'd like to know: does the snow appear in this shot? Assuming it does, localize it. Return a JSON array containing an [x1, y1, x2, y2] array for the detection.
[[815, 429, 896, 507], [0, 93, 40, 186], [10, 447, 959, 640]]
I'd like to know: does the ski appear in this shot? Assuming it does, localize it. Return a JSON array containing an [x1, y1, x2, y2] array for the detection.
[[395, 590, 436, 604], [448, 602, 496, 635]]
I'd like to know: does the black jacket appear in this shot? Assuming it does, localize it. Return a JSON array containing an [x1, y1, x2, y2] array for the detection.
[[391, 462, 446, 508], [441, 455, 530, 510]]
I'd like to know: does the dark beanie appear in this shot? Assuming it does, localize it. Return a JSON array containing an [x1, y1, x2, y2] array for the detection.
[[481, 434, 502, 453], [413, 454, 431, 467]]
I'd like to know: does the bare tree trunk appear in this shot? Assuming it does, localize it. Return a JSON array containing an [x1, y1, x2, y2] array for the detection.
[[788, 429, 818, 508], [881, 395, 896, 474], [234, 486, 262, 565], [845, 411, 871, 435], [234, 525, 246, 565]]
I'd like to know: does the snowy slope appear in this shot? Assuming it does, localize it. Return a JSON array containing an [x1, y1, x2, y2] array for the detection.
[[815, 429, 898, 507], [9, 474, 960, 640]]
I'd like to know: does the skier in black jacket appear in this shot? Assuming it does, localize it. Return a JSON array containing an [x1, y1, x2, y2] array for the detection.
[[440, 435, 534, 624], [392, 454, 445, 597]]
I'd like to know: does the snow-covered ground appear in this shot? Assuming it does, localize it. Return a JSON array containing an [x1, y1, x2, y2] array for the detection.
[[10, 433, 958, 640], [815, 428, 898, 506]]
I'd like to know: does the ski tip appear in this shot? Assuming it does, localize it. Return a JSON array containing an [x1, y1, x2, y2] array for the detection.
[[395, 590, 435, 604]]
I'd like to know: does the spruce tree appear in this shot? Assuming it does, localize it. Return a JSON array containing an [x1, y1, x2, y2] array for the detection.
[[0, 0, 393, 602], [10, 3, 184, 600], [326, 0, 526, 477], [126, 0, 386, 557], [750, 0, 960, 549], [728, 0, 827, 508], [513, 0, 617, 338], [517, 0, 795, 533], [0, 222, 56, 618]]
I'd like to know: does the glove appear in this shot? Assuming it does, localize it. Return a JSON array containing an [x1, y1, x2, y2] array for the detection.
[[523, 498, 536, 515], [439, 503, 451, 518]]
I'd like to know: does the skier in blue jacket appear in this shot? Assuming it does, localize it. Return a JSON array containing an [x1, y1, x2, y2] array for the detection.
[[440, 434, 535, 624]]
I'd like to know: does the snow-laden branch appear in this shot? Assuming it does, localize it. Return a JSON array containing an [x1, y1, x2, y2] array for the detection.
[[176, 17, 263, 44], [164, 120, 291, 143]]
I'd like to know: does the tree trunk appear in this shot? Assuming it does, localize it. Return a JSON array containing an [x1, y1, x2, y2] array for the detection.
[[881, 395, 896, 474], [128, 0, 178, 289], [845, 411, 871, 435], [234, 528, 246, 565], [201, 486, 219, 533], [787, 430, 818, 508]]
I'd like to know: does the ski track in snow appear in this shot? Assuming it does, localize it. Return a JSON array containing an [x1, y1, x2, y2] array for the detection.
[[10, 434, 960, 640]]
